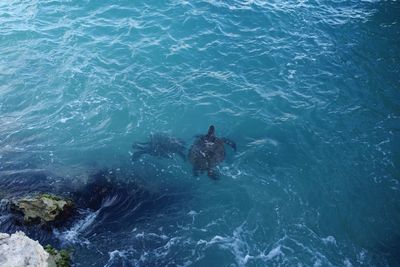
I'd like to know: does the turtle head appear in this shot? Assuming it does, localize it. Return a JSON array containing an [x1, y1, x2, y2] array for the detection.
[[206, 125, 215, 139]]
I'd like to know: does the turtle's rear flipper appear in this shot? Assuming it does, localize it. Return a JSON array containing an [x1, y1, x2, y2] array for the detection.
[[222, 138, 237, 152], [131, 150, 146, 161], [207, 168, 220, 180]]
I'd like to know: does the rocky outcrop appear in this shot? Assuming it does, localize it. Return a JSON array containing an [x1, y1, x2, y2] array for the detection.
[[11, 194, 74, 225], [0, 232, 71, 267], [0, 231, 54, 267]]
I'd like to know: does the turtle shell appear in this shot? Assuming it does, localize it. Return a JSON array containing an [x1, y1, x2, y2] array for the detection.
[[188, 137, 225, 170]]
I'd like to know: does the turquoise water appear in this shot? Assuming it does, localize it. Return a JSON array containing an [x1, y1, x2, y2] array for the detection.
[[1, 0, 400, 266]]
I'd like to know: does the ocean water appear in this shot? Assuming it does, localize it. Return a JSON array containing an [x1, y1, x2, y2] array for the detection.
[[0, 0, 399, 266]]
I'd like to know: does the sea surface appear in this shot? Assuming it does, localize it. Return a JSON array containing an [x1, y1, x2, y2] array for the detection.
[[0, 0, 399, 266]]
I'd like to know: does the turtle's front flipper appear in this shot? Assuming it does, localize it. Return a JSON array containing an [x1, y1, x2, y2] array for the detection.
[[222, 138, 237, 152], [132, 142, 148, 149], [207, 168, 220, 180]]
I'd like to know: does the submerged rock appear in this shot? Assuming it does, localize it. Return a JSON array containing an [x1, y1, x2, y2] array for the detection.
[[73, 169, 117, 210], [0, 231, 55, 267], [11, 194, 74, 225]]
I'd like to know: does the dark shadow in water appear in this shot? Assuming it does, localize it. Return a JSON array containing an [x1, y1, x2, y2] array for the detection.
[[372, 233, 400, 266], [71, 169, 186, 234], [0, 167, 191, 251]]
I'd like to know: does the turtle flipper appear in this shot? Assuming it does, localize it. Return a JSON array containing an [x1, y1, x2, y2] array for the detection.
[[221, 137, 237, 152], [207, 168, 220, 180], [131, 150, 146, 161], [132, 142, 148, 149]]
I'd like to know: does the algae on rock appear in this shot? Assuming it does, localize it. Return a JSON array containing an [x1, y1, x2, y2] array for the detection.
[[11, 193, 74, 224], [45, 244, 72, 267]]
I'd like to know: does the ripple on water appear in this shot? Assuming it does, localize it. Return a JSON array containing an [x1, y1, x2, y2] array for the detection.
[[1, 0, 399, 266]]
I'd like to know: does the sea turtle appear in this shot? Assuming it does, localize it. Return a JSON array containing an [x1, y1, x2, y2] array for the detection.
[[131, 133, 186, 161], [188, 125, 236, 179]]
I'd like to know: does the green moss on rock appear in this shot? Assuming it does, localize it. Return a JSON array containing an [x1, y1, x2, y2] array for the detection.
[[11, 193, 74, 224], [45, 244, 72, 267], [39, 193, 62, 201]]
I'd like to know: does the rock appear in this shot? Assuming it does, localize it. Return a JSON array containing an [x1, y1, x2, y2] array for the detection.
[[11, 194, 74, 225], [0, 231, 55, 267], [73, 170, 117, 210], [44, 244, 71, 267]]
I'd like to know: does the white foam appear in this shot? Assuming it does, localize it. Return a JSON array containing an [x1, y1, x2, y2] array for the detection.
[[59, 116, 73, 124], [220, 166, 245, 180], [135, 232, 145, 238], [357, 249, 367, 264], [104, 250, 132, 267], [265, 245, 283, 260], [314, 259, 322, 267], [344, 258, 353, 267], [133, 230, 170, 243], [55, 210, 98, 245], [102, 194, 118, 208], [187, 210, 197, 216], [55, 196, 118, 245], [322, 236, 337, 246], [204, 223, 267, 266], [196, 239, 207, 246], [288, 69, 296, 79]]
